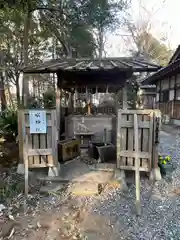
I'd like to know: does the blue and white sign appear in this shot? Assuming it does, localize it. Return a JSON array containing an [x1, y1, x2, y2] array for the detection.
[[29, 110, 47, 134]]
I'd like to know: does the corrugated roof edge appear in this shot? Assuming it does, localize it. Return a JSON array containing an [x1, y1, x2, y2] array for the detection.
[[21, 57, 161, 74]]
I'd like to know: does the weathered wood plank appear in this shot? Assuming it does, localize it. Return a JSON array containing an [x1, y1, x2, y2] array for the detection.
[[116, 111, 121, 168], [134, 113, 141, 215], [118, 109, 154, 115], [27, 127, 33, 166], [28, 148, 52, 156], [119, 165, 149, 172], [33, 134, 40, 165], [116, 109, 156, 173], [28, 163, 54, 168], [19, 109, 57, 169], [51, 110, 58, 166], [148, 112, 154, 170], [127, 114, 134, 166], [18, 110, 23, 164], [137, 114, 143, 167], [40, 134, 47, 165], [120, 121, 150, 128], [142, 114, 150, 169], [121, 114, 127, 166], [24, 134, 29, 196], [119, 151, 150, 159]]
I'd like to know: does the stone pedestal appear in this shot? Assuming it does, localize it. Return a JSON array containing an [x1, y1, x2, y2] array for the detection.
[[17, 163, 25, 175], [48, 163, 60, 177], [17, 163, 61, 177], [113, 169, 128, 191], [149, 168, 162, 181]]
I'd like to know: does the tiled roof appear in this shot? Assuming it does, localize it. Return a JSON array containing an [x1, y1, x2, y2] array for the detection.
[[142, 59, 180, 84], [22, 57, 161, 73], [169, 45, 180, 64]]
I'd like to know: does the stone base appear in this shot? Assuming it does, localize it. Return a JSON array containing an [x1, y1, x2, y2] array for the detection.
[[17, 164, 25, 175], [149, 168, 162, 181], [71, 182, 100, 196], [48, 163, 60, 177], [113, 169, 128, 191]]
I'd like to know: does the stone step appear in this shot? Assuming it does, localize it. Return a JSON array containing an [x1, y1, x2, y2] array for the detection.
[[37, 170, 114, 184], [89, 163, 116, 171], [39, 182, 67, 194], [70, 182, 102, 196]]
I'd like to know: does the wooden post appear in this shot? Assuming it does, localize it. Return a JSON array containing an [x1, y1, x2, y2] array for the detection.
[[86, 86, 91, 115], [152, 111, 159, 169], [24, 134, 29, 196], [70, 90, 74, 114], [18, 110, 23, 164], [56, 88, 61, 141], [134, 113, 141, 215]]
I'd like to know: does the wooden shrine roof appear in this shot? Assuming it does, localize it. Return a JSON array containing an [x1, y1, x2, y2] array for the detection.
[[23, 57, 161, 74]]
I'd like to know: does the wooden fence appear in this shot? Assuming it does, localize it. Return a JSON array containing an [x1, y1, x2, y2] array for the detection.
[[158, 101, 180, 120], [18, 109, 58, 168], [61, 106, 116, 115], [117, 109, 160, 172]]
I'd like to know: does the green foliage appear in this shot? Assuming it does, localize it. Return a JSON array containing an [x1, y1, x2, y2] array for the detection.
[[0, 0, 131, 107], [1, 181, 23, 202], [159, 155, 171, 165], [130, 31, 172, 66], [127, 75, 139, 109], [87, 0, 129, 30], [26, 96, 43, 109], [43, 90, 56, 109], [0, 108, 18, 138]]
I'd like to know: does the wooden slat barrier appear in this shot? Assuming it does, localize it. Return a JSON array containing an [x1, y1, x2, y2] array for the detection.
[[117, 109, 160, 172], [18, 109, 58, 168]]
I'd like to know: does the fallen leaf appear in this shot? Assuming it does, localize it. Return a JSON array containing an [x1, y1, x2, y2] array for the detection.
[[7, 227, 14, 239], [28, 224, 34, 229], [37, 222, 41, 228], [8, 215, 14, 221]]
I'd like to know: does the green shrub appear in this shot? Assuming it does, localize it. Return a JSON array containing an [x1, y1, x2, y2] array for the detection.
[[27, 96, 43, 109], [0, 108, 18, 139], [43, 90, 56, 109]]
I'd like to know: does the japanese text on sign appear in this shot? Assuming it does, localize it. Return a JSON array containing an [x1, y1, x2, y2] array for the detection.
[[29, 110, 47, 134]]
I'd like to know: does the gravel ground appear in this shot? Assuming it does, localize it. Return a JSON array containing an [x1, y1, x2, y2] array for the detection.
[[2, 129, 180, 239], [82, 130, 180, 240]]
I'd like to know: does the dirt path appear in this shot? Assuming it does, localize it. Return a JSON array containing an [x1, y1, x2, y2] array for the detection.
[[3, 195, 88, 240], [2, 129, 180, 239]]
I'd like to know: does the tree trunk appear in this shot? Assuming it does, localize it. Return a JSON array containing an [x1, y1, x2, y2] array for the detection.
[[22, 9, 30, 107], [5, 73, 14, 108], [98, 26, 104, 61], [16, 74, 20, 107], [6, 85, 14, 108], [0, 72, 7, 111]]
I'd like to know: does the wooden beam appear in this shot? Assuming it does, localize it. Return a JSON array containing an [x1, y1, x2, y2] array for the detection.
[[56, 87, 61, 141]]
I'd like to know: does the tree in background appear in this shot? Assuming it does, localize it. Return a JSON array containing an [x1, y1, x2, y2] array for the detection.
[[122, 0, 173, 66], [0, 0, 131, 109], [0, 3, 50, 106], [86, 0, 130, 58], [123, 20, 173, 66]]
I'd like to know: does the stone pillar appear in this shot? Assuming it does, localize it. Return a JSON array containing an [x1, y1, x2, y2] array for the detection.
[[122, 86, 128, 109]]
